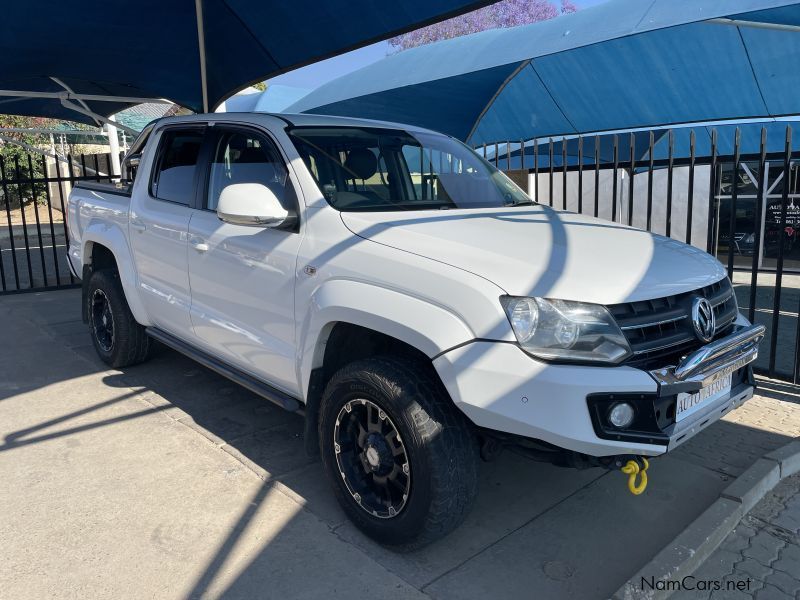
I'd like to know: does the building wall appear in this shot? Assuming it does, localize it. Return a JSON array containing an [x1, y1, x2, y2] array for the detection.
[[528, 166, 712, 251]]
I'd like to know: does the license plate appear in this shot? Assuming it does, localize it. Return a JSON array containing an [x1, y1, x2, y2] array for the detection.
[[676, 373, 733, 422]]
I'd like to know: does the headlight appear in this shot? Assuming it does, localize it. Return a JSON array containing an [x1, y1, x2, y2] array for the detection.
[[500, 296, 631, 364]]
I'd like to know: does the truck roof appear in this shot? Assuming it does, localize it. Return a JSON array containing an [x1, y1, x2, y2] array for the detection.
[[153, 111, 441, 137]]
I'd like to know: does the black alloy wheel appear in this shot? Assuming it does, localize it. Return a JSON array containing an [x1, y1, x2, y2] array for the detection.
[[334, 397, 411, 518], [91, 288, 114, 352], [319, 357, 479, 550], [86, 269, 151, 368]]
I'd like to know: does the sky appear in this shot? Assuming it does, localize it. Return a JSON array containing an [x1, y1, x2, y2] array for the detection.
[[265, 0, 608, 94]]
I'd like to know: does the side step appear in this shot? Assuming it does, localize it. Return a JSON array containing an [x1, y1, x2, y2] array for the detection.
[[146, 327, 302, 412]]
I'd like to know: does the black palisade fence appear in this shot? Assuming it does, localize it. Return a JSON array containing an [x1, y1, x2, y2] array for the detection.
[[3, 132, 800, 383], [0, 152, 118, 294]]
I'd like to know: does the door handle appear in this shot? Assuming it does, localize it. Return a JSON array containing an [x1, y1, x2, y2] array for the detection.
[[130, 218, 146, 233], [192, 240, 209, 252]]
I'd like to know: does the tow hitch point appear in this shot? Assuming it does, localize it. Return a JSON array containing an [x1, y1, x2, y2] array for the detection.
[[620, 456, 649, 495]]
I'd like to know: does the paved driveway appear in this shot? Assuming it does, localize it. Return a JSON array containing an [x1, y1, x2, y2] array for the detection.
[[2, 289, 799, 599]]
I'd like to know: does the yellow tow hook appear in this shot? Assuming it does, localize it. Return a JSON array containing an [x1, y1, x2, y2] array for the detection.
[[621, 457, 649, 495]]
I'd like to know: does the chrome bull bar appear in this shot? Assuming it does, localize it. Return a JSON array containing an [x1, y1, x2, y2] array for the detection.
[[649, 324, 765, 387]]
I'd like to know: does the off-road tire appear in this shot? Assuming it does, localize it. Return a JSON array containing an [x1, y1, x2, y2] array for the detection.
[[86, 269, 151, 368], [319, 356, 479, 550]]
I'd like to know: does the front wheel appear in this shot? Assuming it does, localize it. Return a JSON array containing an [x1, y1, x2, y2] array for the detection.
[[86, 269, 151, 368], [319, 357, 479, 550]]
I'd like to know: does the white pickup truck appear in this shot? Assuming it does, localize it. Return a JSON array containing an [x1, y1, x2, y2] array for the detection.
[[67, 112, 764, 549]]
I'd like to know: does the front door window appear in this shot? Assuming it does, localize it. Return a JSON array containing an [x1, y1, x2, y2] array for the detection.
[[206, 131, 293, 212]]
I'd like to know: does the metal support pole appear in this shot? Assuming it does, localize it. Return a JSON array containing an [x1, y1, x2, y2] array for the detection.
[[727, 128, 742, 280], [593, 136, 600, 218], [107, 115, 121, 178], [748, 128, 767, 325], [60, 99, 139, 136], [0, 89, 169, 104], [627, 133, 635, 226], [195, 0, 209, 113], [687, 130, 697, 246], [0, 134, 104, 176], [665, 130, 674, 238], [705, 130, 718, 252], [769, 126, 793, 377]]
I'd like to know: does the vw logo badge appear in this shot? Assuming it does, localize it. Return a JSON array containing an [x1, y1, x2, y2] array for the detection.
[[691, 297, 716, 343]]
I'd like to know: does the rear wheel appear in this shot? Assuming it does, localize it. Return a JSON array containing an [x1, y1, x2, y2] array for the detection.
[[86, 269, 151, 368], [319, 357, 479, 550]]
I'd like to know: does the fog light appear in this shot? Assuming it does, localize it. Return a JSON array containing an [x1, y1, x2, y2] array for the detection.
[[608, 402, 635, 429]]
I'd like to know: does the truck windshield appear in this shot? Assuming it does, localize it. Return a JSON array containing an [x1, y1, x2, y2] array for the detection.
[[288, 126, 532, 211]]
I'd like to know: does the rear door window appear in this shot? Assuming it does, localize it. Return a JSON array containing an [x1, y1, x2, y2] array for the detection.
[[150, 128, 205, 205]]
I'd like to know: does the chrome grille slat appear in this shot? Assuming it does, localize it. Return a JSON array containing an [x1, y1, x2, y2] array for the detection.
[[714, 312, 737, 332], [609, 278, 737, 369], [632, 337, 696, 356], [620, 314, 687, 331], [712, 296, 729, 308]]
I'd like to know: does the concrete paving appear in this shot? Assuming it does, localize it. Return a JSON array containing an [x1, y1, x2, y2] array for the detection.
[[1, 289, 799, 599], [0, 226, 72, 292], [669, 472, 800, 600]]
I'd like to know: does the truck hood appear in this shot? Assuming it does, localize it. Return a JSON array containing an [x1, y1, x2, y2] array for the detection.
[[340, 205, 726, 305]]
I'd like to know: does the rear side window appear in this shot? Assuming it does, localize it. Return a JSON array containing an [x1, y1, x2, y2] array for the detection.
[[151, 129, 204, 205]]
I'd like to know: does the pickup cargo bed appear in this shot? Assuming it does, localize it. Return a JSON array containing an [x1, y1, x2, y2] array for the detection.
[[73, 181, 132, 197]]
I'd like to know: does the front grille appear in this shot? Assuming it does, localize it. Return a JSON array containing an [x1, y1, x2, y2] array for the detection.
[[608, 278, 738, 370]]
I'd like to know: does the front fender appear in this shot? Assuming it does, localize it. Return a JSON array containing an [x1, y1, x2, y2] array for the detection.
[[82, 221, 149, 325], [297, 278, 474, 399]]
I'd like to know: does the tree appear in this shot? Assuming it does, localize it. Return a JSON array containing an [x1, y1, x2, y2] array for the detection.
[[0, 116, 56, 208], [0, 115, 99, 208], [390, 0, 577, 51]]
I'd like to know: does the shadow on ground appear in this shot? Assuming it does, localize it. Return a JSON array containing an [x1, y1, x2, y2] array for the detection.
[[1, 289, 798, 599]]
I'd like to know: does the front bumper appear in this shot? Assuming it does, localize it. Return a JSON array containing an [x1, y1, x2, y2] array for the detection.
[[433, 315, 764, 458]]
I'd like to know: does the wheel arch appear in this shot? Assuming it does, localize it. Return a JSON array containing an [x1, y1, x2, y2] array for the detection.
[[302, 320, 459, 456], [298, 279, 474, 395], [298, 280, 475, 455], [81, 224, 148, 325]]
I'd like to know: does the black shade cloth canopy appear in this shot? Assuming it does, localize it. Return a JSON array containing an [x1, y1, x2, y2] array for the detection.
[[0, 0, 497, 126], [289, 0, 800, 145]]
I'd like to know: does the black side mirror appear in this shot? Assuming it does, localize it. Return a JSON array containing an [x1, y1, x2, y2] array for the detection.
[[123, 152, 142, 183]]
